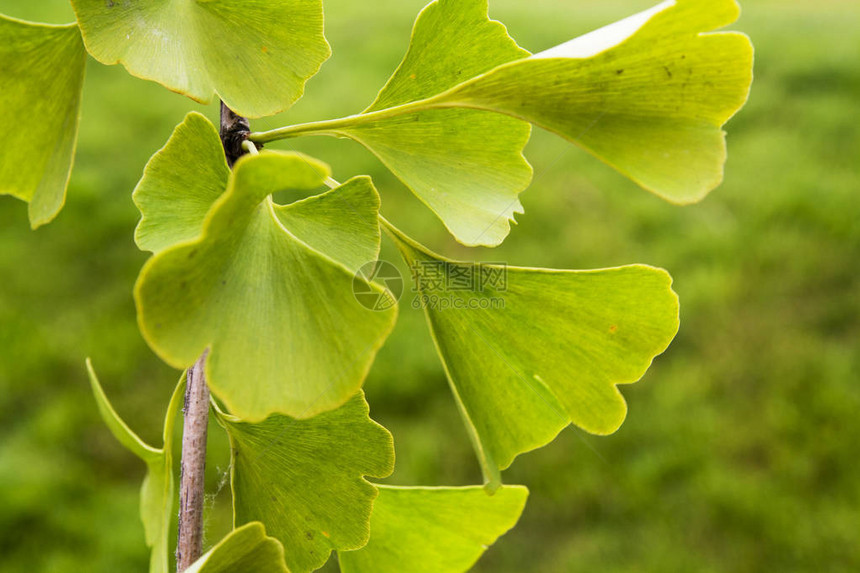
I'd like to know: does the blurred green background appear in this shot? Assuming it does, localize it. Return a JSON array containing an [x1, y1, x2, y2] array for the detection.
[[1, 0, 858, 571]]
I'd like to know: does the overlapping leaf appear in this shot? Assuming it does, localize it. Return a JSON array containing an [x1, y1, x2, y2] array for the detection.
[[272, 180, 381, 275], [184, 522, 288, 573], [87, 360, 184, 573], [334, 0, 533, 247], [339, 485, 528, 573], [215, 392, 395, 573], [384, 222, 679, 488], [135, 148, 397, 422], [0, 16, 86, 228], [256, 0, 752, 223], [133, 112, 230, 253], [437, 0, 754, 203], [70, 0, 330, 118]]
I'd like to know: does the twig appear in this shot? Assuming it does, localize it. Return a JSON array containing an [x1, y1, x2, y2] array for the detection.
[[175, 353, 210, 571], [176, 102, 252, 571]]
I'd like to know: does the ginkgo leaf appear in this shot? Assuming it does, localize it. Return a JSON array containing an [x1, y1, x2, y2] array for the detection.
[[215, 392, 395, 573], [337, 0, 533, 247], [253, 0, 752, 207], [251, 0, 532, 248], [436, 0, 754, 203], [383, 221, 679, 488], [132, 113, 380, 268], [135, 152, 397, 422], [70, 0, 331, 118], [339, 485, 528, 573], [184, 522, 288, 573], [272, 177, 381, 274], [87, 360, 184, 573], [0, 16, 86, 228], [133, 112, 230, 254]]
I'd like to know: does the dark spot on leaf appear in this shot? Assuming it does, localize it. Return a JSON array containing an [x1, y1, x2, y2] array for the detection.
[[663, 66, 673, 79], [306, 531, 314, 540], [609, 325, 618, 333], [616, 69, 624, 75]]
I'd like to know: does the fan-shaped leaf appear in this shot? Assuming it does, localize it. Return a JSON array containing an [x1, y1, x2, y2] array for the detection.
[[216, 392, 394, 573], [0, 16, 86, 228], [272, 178, 381, 274], [133, 112, 230, 253], [384, 222, 679, 488], [70, 0, 331, 118], [135, 152, 396, 421], [326, 0, 534, 247], [434, 0, 753, 203], [339, 485, 528, 573], [255, 0, 752, 210], [132, 113, 381, 270], [87, 360, 184, 573], [184, 522, 288, 573]]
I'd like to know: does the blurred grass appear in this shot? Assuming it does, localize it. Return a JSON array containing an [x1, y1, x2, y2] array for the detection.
[[1, 0, 858, 571]]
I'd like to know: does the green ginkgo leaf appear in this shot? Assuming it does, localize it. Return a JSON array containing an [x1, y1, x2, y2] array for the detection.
[[70, 0, 330, 118], [184, 522, 288, 573], [133, 112, 381, 269], [133, 112, 230, 254], [339, 485, 528, 573], [336, 0, 533, 247], [253, 0, 752, 207], [0, 16, 86, 228], [135, 152, 397, 422], [272, 178, 381, 275], [215, 392, 395, 573], [87, 360, 184, 573], [383, 221, 679, 488], [436, 0, 754, 203]]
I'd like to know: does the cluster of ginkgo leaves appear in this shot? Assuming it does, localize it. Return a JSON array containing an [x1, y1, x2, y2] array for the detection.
[[1, 0, 752, 571]]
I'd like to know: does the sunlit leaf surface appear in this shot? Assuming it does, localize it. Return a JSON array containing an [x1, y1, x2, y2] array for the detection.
[[437, 0, 754, 203]]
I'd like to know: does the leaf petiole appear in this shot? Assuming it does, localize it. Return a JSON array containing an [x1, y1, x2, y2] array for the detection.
[[248, 96, 450, 143]]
